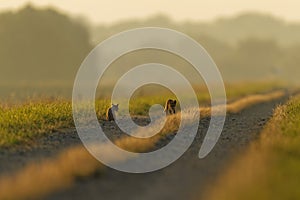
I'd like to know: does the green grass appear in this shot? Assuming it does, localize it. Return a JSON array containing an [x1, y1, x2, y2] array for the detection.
[[0, 97, 171, 147], [263, 95, 300, 199], [224, 81, 286, 100], [0, 82, 285, 148], [129, 97, 167, 115], [0, 101, 73, 147], [205, 94, 300, 200]]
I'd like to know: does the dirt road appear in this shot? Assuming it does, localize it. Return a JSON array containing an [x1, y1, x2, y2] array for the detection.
[[31, 94, 288, 200]]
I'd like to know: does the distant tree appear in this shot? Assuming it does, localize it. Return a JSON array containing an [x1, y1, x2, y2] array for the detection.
[[0, 4, 92, 82], [224, 38, 282, 81], [90, 13, 300, 83]]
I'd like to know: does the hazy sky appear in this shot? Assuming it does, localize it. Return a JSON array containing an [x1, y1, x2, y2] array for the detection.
[[1, 0, 300, 24]]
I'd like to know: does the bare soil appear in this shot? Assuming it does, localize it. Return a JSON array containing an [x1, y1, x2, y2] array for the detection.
[[0, 94, 289, 200]]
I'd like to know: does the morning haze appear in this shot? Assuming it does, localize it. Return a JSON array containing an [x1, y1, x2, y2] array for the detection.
[[1, 2, 300, 200], [0, 3, 299, 100]]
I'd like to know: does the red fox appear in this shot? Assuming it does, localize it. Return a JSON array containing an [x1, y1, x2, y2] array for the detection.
[[106, 104, 119, 121], [164, 99, 176, 115]]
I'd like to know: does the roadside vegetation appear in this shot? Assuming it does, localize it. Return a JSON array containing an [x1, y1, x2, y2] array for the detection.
[[0, 101, 73, 147], [0, 83, 285, 148], [0, 90, 287, 200], [203, 94, 300, 200]]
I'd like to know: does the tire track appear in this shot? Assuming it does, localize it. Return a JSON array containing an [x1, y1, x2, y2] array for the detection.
[[46, 92, 289, 200], [0, 90, 288, 200]]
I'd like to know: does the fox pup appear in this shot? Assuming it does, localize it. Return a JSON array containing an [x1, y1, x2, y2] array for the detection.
[[164, 99, 176, 115], [106, 104, 119, 121]]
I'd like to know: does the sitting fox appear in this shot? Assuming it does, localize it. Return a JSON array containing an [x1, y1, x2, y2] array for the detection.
[[164, 99, 176, 115], [106, 104, 119, 121]]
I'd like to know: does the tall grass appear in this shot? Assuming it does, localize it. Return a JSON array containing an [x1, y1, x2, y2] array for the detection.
[[203, 94, 300, 200], [0, 146, 102, 200], [224, 81, 285, 100], [0, 101, 73, 147], [0, 110, 182, 200], [0, 90, 287, 200], [0, 96, 179, 147], [0, 82, 285, 148]]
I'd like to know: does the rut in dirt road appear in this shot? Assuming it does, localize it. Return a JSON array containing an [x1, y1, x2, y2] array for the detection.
[[46, 95, 289, 200]]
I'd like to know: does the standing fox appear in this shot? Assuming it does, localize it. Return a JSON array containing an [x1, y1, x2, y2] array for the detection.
[[106, 104, 119, 121], [164, 99, 176, 115]]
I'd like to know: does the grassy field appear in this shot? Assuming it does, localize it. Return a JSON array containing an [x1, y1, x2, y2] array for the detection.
[[0, 101, 73, 147], [0, 89, 287, 200], [0, 108, 182, 200], [0, 82, 285, 148], [204, 94, 300, 200]]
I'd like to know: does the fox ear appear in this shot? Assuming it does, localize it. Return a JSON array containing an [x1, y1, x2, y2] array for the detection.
[[117, 104, 119, 106]]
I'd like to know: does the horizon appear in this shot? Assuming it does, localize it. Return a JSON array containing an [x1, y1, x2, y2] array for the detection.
[[1, 0, 300, 25]]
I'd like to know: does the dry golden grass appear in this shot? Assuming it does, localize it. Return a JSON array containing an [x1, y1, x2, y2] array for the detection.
[[199, 90, 285, 116], [115, 115, 181, 152], [0, 90, 286, 200], [198, 137, 271, 200], [0, 146, 101, 200], [201, 94, 300, 200], [0, 114, 182, 200], [226, 90, 284, 113]]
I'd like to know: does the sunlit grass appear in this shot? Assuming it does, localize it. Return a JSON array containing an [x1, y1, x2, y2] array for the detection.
[[224, 81, 286, 100], [0, 97, 178, 147], [203, 94, 300, 200], [0, 145, 102, 200], [0, 108, 182, 200], [0, 101, 73, 147], [0, 82, 285, 148], [129, 96, 170, 116], [0, 89, 287, 200]]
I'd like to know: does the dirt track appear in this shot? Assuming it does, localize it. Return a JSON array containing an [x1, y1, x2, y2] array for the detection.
[[0, 91, 290, 200], [25, 94, 288, 200]]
